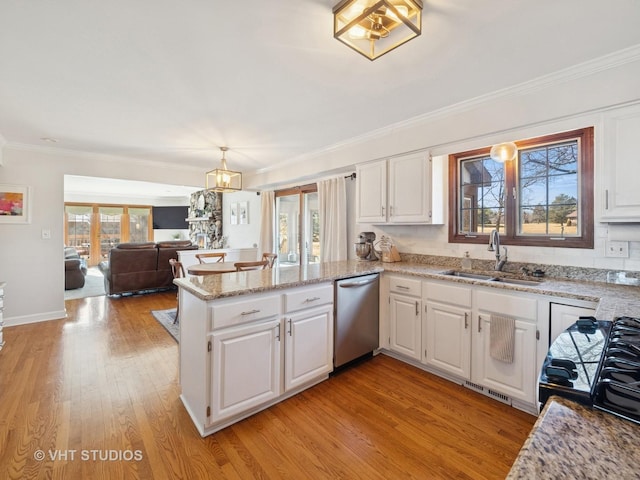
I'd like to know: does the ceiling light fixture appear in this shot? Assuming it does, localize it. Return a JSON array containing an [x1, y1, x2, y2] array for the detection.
[[489, 142, 518, 163], [205, 147, 242, 193], [333, 0, 423, 61]]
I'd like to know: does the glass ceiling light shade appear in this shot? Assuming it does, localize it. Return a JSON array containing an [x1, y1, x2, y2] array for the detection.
[[333, 0, 423, 61], [205, 147, 242, 193], [490, 142, 518, 163]]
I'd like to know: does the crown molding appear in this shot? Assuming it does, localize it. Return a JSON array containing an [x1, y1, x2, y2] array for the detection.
[[253, 44, 640, 175], [4, 141, 204, 173]]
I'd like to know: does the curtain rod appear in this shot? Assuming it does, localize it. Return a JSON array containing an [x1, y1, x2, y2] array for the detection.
[[344, 173, 356, 180]]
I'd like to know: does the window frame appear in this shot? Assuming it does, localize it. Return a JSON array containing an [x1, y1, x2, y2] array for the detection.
[[448, 127, 594, 249]]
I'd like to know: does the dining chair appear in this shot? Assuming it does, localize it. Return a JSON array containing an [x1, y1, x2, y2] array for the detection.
[[261, 253, 278, 268], [196, 252, 226, 264], [234, 260, 269, 271], [169, 258, 186, 324]]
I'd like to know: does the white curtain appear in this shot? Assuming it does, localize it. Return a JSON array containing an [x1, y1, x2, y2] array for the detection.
[[258, 191, 275, 259], [317, 176, 348, 262]]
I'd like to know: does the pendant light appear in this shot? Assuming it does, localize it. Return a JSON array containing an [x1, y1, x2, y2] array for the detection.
[[490, 142, 518, 163], [205, 147, 242, 193]]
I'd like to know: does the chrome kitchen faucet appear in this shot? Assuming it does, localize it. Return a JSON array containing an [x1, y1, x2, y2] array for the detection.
[[488, 229, 508, 271]]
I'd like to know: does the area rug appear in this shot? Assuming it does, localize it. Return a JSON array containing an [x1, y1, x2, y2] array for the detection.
[[151, 308, 179, 342], [64, 266, 106, 301]]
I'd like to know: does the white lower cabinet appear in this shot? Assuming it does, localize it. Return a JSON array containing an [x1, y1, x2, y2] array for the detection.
[[473, 314, 537, 404], [388, 276, 422, 360], [284, 305, 333, 392], [472, 289, 539, 405], [385, 276, 541, 411], [424, 303, 470, 378], [423, 281, 472, 379], [211, 318, 282, 421], [181, 283, 334, 436]]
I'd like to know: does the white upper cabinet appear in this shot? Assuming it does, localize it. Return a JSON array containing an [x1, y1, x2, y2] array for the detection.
[[599, 104, 640, 222], [356, 152, 443, 225], [356, 159, 387, 224]]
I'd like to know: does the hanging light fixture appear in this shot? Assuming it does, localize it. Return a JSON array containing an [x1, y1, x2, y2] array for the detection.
[[205, 147, 242, 192], [490, 142, 518, 163], [333, 0, 423, 61]]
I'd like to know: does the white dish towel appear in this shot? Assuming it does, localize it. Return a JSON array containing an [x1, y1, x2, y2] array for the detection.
[[490, 315, 515, 363]]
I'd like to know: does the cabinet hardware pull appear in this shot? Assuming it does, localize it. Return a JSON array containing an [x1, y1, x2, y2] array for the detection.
[[396, 285, 410, 290], [305, 296, 320, 302], [464, 312, 468, 329], [605, 189, 609, 210], [390, 205, 393, 216], [287, 319, 292, 336], [415, 301, 419, 316], [478, 315, 482, 333], [276, 324, 281, 341], [241, 309, 260, 316], [382, 206, 385, 216]]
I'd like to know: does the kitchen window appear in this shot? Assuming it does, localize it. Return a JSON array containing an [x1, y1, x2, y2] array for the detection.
[[448, 127, 594, 248]]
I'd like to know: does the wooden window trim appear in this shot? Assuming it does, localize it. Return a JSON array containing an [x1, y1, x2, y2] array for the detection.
[[448, 127, 594, 249]]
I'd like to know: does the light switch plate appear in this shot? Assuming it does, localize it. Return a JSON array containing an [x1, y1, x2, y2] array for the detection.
[[605, 240, 629, 258], [41, 228, 51, 240]]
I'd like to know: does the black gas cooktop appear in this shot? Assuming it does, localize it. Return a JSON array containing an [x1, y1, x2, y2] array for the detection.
[[539, 316, 640, 425]]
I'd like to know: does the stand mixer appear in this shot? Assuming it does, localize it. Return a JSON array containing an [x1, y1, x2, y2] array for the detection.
[[354, 232, 378, 261]]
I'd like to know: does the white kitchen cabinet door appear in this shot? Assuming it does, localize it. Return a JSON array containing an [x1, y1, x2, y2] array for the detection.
[[388, 153, 432, 223], [600, 104, 640, 221], [356, 160, 387, 224], [389, 293, 422, 360], [473, 314, 537, 404], [423, 302, 471, 380], [284, 305, 333, 391], [210, 318, 281, 423], [549, 303, 596, 345]]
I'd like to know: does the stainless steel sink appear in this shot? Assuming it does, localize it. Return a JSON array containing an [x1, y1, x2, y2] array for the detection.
[[441, 270, 541, 286], [441, 271, 495, 281], [489, 277, 542, 286]]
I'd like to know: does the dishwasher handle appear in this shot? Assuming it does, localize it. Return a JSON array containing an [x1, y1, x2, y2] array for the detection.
[[338, 277, 378, 288]]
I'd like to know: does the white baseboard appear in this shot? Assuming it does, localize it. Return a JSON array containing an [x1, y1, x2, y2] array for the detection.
[[4, 310, 67, 327]]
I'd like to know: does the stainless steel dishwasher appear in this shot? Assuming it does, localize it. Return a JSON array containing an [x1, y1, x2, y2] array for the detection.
[[334, 273, 380, 368]]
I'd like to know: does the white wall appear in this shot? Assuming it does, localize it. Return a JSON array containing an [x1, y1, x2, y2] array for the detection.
[[0, 147, 203, 325], [221, 190, 261, 251], [248, 49, 640, 272]]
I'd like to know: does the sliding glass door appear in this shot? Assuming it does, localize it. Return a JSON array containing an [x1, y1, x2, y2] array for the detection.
[[65, 204, 152, 266], [275, 185, 319, 266]]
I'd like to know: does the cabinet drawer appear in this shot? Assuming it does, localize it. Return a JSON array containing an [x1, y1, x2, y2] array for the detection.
[[476, 290, 537, 321], [425, 281, 472, 308], [388, 276, 421, 297], [210, 294, 281, 330], [284, 284, 333, 313]]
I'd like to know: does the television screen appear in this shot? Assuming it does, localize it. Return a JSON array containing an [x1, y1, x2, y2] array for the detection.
[[152, 206, 189, 229]]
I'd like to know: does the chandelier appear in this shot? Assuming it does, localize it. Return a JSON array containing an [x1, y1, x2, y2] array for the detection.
[[333, 0, 423, 60], [205, 147, 242, 193]]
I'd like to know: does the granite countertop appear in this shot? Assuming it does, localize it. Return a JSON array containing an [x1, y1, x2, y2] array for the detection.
[[507, 396, 640, 479], [174, 260, 640, 320]]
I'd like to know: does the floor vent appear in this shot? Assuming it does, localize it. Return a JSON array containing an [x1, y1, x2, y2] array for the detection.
[[464, 381, 484, 393], [487, 389, 511, 404]]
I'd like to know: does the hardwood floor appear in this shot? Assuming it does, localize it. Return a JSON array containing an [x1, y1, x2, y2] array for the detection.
[[0, 292, 536, 479]]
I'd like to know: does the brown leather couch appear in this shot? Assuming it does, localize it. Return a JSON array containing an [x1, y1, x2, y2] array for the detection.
[[99, 241, 198, 295]]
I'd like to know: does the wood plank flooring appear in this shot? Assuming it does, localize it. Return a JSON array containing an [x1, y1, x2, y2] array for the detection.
[[0, 292, 536, 479]]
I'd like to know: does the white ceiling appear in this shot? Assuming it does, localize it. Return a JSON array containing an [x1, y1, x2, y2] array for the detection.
[[1, 0, 640, 178]]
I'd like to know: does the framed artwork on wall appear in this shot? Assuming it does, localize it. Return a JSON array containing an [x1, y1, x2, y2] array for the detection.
[[239, 201, 248, 224], [0, 184, 31, 224], [230, 203, 238, 225]]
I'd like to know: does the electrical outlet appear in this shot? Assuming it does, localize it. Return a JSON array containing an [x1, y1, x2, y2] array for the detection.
[[605, 240, 629, 258]]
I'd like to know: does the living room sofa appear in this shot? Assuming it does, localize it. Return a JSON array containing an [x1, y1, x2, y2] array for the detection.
[[99, 241, 198, 295], [65, 247, 87, 290]]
